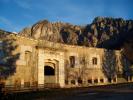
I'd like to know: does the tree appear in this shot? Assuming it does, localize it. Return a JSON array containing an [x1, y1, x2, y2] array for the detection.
[[0, 33, 20, 80], [0, 31, 20, 98], [120, 52, 133, 79], [102, 50, 117, 82]]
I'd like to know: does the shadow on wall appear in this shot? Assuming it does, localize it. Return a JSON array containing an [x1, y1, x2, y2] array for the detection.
[[102, 50, 117, 82], [0, 33, 20, 81]]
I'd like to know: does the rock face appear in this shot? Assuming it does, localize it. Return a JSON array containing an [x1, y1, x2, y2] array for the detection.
[[20, 20, 82, 45], [19, 27, 31, 37], [19, 17, 133, 48], [19, 17, 133, 62]]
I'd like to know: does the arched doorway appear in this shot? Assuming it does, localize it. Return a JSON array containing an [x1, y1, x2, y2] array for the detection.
[[44, 66, 55, 76], [44, 64, 56, 84]]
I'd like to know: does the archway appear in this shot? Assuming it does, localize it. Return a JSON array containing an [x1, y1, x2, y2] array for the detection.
[[44, 66, 55, 76], [44, 63, 56, 84]]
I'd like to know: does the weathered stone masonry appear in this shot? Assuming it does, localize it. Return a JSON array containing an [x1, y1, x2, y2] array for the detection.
[[3, 34, 133, 88]]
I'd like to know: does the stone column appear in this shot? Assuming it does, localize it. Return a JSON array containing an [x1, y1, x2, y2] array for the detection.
[[75, 80, 78, 86], [38, 49, 44, 86], [58, 59, 65, 87], [131, 76, 133, 82], [82, 78, 86, 85], [21, 79, 24, 88], [104, 78, 107, 83], [128, 76, 130, 82], [115, 76, 118, 83], [92, 77, 94, 84], [55, 63, 58, 84], [111, 79, 113, 83], [68, 79, 71, 85], [98, 78, 100, 84]]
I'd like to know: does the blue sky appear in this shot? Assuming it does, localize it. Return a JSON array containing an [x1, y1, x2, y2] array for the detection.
[[0, 0, 133, 32]]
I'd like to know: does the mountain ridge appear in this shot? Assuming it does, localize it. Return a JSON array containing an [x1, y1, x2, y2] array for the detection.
[[19, 17, 133, 49], [19, 17, 133, 63]]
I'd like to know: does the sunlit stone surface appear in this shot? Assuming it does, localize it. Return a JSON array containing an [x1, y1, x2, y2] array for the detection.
[[2, 33, 133, 88]]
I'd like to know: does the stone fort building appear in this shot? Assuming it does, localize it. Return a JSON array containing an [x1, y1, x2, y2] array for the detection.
[[1, 33, 132, 88]]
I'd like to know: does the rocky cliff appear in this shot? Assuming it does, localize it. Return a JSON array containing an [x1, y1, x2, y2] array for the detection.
[[19, 17, 133, 62], [19, 20, 83, 45], [19, 17, 133, 47]]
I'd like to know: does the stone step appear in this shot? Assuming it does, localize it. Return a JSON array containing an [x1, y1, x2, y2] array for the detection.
[[44, 83, 60, 88], [117, 78, 127, 83]]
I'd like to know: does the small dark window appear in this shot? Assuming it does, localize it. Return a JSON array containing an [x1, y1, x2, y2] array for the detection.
[[78, 79, 82, 84], [32, 81, 38, 87], [100, 79, 104, 83], [94, 79, 98, 83], [92, 57, 97, 65], [65, 80, 68, 85], [71, 80, 75, 85], [108, 78, 112, 83], [88, 80, 92, 84], [69, 56, 75, 68], [44, 66, 55, 75], [113, 78, 117, 82], [24, 82, 30, 87], [14, 80, 21, 88]]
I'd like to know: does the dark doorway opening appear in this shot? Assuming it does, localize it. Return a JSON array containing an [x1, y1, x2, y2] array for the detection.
[[108, 78, 112, 83], [44, 66, 55, 75]]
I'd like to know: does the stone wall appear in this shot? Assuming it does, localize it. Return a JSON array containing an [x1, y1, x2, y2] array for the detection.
[[2, 34, 132, 88]]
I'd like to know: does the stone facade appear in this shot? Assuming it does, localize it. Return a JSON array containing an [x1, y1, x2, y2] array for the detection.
[[1, 34, 132, 88]]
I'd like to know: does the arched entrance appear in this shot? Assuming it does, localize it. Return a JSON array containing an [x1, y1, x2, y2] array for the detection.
[[44, 63, 56, 84], [44, 66, 55, 75]]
